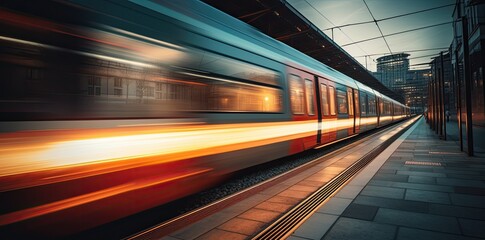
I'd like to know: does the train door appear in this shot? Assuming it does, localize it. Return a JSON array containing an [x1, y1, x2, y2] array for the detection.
[[353, 89, 360, 134], [317, 77, 337, 145], [389, 102, 396, 122], [376, 96, 381, 127], [335, 84, 351, 139], [359, 92, 368, 132], [347, 88, 356, 135], [379, 97, 385, 126], [287, 68, 318, 153]]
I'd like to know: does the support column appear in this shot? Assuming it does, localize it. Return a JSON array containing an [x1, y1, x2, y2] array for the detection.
[[438, 57, 443, 137], [433, 62, 438, 132], [462, 16, 474, 156], [455, 49, 463, 151], [441, 52, 447, 140]]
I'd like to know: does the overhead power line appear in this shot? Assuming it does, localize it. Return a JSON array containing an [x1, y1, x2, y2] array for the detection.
[[353, 47, 449, 58], [323, 3, 454, 31], [363, 0, 392, 54], [303, 0, 372, 58], [299, 0, 454, 72], [341, 21, 453, 47]]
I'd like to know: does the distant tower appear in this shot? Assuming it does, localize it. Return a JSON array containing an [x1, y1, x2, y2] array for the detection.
[[374, 53, 410, 90], [372, 52, 430, 113]]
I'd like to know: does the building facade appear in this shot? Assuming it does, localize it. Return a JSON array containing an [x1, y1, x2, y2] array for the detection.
[[374, 53, 410, 90], [373, 53, 429, 114], [404, 69, 431, 114]]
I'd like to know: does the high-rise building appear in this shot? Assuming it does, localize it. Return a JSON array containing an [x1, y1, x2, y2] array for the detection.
[[373, 53, 410, 90], [372, 53, 429, 113], [405, 69, 431, 114]]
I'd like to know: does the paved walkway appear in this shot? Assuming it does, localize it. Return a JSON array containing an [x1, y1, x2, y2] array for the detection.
[[290, 117, 485, 240]]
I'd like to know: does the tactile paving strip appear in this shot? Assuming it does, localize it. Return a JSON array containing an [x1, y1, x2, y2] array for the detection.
[[405, 161, 442, 166]]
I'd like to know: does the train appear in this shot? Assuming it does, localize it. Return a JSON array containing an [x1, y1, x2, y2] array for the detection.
[[0, 0, 409, 237]]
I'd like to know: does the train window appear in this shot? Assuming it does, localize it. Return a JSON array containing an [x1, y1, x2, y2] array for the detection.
[[368, 95, 376, 115], [1, 59, 284, 120], [87, 76, 101, 96], [329, 86, 336, 115], [193, 73, 283, 112], [0, 23, 285, 120], [114, 77, 122, 87], [289, 75, 304, 114], [305, 79, 315, 115], [347, 89, 354, 115], [360, 93, 367, 116], [336, 89, 348, 114], [320, 84, 329, 116], [188, 50, 280, 87], [83, 27, 282, 88], [225, 79, 285, 109]]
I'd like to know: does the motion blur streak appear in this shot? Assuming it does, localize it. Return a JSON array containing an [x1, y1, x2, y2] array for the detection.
[[0, 35, 158, 69], [0, 120, 352, 178], [0, 168, 211, 225], [0, 121, 306, 176]]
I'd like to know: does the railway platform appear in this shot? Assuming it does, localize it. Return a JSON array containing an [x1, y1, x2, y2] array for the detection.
[[289, 117, 485, 240], [129, 116, 485, 240]]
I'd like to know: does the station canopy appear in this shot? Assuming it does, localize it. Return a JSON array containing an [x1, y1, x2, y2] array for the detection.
[[202, 0, 404, 103]]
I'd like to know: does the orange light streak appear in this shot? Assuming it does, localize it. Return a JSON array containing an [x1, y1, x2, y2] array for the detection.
[[0, 119, 355, 185], [0, 121, 317, 178]]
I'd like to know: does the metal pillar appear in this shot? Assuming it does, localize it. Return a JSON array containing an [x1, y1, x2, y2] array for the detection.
[[427, 79, 431, 124], [433, 61, 439, 134], [441, 52, 447, 140], [438, 57, 443, 137], [430, 69, 434, 129], [431, 69, 435, 130], [430, 64, 434, 129], [455, 49, 463, 151], [462, 16, 474, 156]]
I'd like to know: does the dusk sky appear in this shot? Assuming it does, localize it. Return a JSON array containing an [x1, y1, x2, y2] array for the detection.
[[287, 0, 455, 72]]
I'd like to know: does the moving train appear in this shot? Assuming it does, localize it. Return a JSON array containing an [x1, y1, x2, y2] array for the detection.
[[0, 0, 409, 237]]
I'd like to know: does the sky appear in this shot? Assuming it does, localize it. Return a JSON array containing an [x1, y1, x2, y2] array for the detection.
[[287, 0, 455, 72]]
